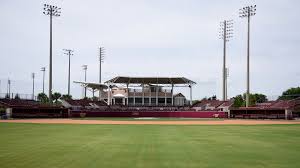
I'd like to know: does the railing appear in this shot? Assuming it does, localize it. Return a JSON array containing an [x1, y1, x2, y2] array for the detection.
[[129, 88, 172, 93]]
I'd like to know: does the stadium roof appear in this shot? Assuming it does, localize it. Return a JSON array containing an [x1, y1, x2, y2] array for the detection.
[[105, 76, 196, 85], [73, 81, 108, 90]]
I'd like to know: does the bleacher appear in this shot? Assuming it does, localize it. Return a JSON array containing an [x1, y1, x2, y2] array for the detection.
[[62, 99, 195, 112], [0, 99, 68, 118]]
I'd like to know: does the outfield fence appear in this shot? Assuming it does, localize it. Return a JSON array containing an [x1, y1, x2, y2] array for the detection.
[[71, 111, 228, 118]]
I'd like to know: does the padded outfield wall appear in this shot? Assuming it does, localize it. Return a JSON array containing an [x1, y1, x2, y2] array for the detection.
[[71, 111, 228, 118]]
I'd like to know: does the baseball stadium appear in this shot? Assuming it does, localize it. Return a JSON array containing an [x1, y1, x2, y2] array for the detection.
[[1, 1, 300, 168]]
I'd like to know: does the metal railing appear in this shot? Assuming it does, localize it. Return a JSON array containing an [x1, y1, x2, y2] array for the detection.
[[129, 88, 172, 93]]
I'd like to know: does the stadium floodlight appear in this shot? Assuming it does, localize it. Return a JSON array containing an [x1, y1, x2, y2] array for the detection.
[[32, 73, 35, 100], [82, 65, 88, 98], [7, 78, 11, 99], [219, 20, 233, 101], [226, 68, 229, 99], [99, 47, 105, 83], [239, 5, 257, 107], [43, 4, 61, 103], [63, 49, 74, 96], [40, 67, 46, 94], [98, 47, 105, 101]]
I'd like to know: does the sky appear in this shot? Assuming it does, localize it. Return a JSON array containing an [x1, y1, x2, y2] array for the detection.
[[0, 0, 299, 100]]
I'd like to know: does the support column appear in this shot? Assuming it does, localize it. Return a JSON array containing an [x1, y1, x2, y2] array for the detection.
[[149, 88, 151, 106], [164, 89, 167, 106], [126, 84, 129, 106], [92, 89, 95, 98], [171, 84, 174, 106], [285, 109, 291, 120], [189, 85, 193, 106], [133, 89, 136, 106], [107, 85, 110, 105], [98, 88, 102, 101], [156, 85, 158, 106], [6, 108, 12, 119], [110, 86, 113, 105], [142, 84, 144, 106]]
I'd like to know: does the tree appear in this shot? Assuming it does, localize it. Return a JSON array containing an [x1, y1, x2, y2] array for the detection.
[[37, 93, 49, 103], [208, 95, 217, 101], [252, 93, 267, 103], [82, 97, 91, 101], [233, 93, 268, 107], [233, 95, 244, 107], [278, 87, 300, 100], [192, 100, 200, 105], [52, 92, 62, 103], [61, 94, 72, 100], [14, 93, 20, 100]]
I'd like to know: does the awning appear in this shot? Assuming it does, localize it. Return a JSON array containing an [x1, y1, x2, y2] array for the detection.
[[73, 81, 108, 90], [105, 76, 196, 85]]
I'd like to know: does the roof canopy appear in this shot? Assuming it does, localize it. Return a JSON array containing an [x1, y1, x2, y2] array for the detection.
[[105, 76, 196, 85], [73, 81, 108, 90]]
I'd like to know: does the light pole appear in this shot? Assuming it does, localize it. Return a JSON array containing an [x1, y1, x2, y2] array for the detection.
[[40, 67, 46, 94], [239, 5, 256, 107], [219, 20, 233, 101], [43, 4, 61, 103], [7, 79, 11, 99], [225, 67, 229, 99], [63, 49, 74, 96], [99, 47, 105, 83], [32, 73, 35, 100], [82, 65, 88, 98], [99, 47, 105, 100]]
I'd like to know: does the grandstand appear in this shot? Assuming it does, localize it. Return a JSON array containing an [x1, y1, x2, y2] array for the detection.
[[1, 95, 300, 119], [1, 75, 300, 120], [75, 76, 196, 106], [0, 99, 68, 118], [192, 100, 233, 112], [229, 98, 300, 119]]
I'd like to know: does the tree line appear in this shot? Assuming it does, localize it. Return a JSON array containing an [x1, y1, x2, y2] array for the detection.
[[232, 87, 300, 107]]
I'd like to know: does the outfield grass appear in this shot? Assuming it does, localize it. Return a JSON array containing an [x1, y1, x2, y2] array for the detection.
[[0, 123, 300, 168]]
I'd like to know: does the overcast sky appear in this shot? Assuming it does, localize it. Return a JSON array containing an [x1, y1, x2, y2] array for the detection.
[[0, 0, 299, 100]]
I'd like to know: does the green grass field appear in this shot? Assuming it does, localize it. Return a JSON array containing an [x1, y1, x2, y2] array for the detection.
[[0, 123, 300, 168]]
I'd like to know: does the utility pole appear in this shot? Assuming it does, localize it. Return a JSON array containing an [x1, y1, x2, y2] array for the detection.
[[99, 47, 105, 101], [43, 4, 61, 103], [32, 73, 35, 100], [41, 67, 46, 94], [219, 20, 233, 101], [82, 65, 88, 98], [63, 49, 74, 96], [239, 5, 257, 107], [7, 79, 11, 99]]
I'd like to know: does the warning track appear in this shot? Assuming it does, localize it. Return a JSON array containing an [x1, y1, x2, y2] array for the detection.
[[1, 119, 300, 125]]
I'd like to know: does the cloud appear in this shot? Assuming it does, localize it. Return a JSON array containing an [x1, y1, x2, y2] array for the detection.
[[0, 0, 299, 100]]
